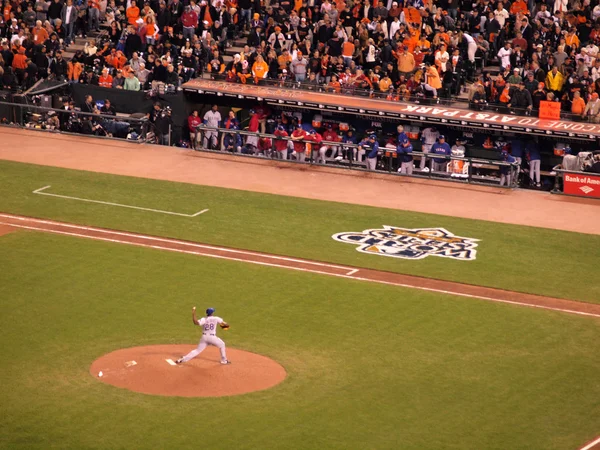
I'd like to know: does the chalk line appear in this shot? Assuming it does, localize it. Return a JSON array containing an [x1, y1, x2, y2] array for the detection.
[[33, 186, 209, 217]]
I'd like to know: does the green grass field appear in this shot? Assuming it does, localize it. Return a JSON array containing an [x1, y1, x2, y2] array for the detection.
[[0, 160, 598, 303], [1, 231, 599, 450]]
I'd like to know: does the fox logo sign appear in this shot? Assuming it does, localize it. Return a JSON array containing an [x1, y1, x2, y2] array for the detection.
[[332, 226, 479, 261]]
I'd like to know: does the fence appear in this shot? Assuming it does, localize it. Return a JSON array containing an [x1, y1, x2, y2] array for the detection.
[[191, 124, 519, 188]]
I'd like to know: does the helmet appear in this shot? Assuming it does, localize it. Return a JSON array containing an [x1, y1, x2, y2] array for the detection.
[[369, 134, 377, 140], [309, 129, 317, 135], [277, 125, 285, 131], [249, 109, 256, 114], [206, 308, 215, 316]]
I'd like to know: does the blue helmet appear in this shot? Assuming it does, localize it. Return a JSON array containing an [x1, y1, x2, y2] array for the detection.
[[206, 308, 215, 316], [277, 125, 285, 131], [369, 134, 377, 140], [309, 129, 316, 135]]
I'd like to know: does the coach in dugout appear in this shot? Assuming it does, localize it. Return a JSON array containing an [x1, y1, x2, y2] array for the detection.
[[396, 136, 414, 175], [358, 134, 380, 171], [430, 135, 451, 173]]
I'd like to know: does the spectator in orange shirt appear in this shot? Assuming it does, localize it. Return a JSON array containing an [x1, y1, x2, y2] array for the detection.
[[251, 55, 269, 83], [98, 67, 113, 88], [106, 50, 127, 69], [327, 74, 342, 93], [341, 39, 355, 66], [32, 20, 49, 44], [510, 0, 528, 15], [126, 0, 141, 25], [571, 91, 586, 115], [379, 74, 392, 92]]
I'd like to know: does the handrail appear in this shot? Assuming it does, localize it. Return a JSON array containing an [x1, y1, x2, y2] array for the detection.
[[193, 123, 516, 166], [192, 124, 519, 187]]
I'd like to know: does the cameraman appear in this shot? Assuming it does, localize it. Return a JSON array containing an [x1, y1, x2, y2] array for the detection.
[[153, 104, 173, 145]]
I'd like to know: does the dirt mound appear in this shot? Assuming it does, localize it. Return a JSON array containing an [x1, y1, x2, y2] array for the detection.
[[90, 345, 286, 397]]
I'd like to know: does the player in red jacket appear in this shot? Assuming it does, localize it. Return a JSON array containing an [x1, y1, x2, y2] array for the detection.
[[274, 125, 289, 160], [188, 110, 202, 149], [321, 124, 341, 161], [305, 129, 326, 164], [291, 124, 307, 162]]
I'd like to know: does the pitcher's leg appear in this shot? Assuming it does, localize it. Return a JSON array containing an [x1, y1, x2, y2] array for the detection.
[[178, 340, 207, 363]]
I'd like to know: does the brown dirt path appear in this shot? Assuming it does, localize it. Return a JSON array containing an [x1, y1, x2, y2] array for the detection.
[[90, 345, 286, 397], [0, 224, 15, 237], [0, 128, 598, 235], [2, 213, 599, 319]]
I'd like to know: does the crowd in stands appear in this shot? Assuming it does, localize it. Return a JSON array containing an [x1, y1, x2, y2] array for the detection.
[[1, 0, 600, 119]]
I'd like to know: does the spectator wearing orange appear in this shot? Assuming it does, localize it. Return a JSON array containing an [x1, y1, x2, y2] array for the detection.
[[396, 45, 415, 76], [425, 64, 442, 90], [106, 50, 127, 70], [126, 0, 141, 26], [510, 0, 528, 15], [379, 74, 392, 92], [12, 46, 28, 70], [277, 49, 292, 71], [32, 20, 49, 44], [327, 74, 341, 93], [98, 67, 113, 88], [341, 39, 355, 66], [565, 28, 580, 49], [67, 61, 83, 81], [571, 91, 586, 115], [252, 55, 269, 83]]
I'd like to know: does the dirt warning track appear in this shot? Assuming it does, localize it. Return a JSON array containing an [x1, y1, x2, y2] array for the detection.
[[1, 212, 599, 319]]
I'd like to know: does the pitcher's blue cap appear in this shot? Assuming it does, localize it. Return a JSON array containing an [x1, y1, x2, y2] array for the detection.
[[206, 308, 215, 316]]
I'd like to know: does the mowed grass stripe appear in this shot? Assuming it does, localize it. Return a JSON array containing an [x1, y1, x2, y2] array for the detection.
[[0, 160, 598, 303]]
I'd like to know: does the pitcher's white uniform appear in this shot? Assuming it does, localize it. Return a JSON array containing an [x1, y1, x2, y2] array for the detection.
[[179, 315, 229, 364]]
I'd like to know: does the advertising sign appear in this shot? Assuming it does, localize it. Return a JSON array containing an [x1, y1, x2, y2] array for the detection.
[[563, 173, 600, 198]]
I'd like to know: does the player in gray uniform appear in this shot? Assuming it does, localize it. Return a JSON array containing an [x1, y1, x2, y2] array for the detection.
[[176, 307, 231, 365], [203, 105, 222, 150], [419, 126, 440, 170]]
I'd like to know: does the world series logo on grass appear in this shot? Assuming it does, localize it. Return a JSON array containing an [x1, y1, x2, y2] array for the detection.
[[332, 226, 479, 261]]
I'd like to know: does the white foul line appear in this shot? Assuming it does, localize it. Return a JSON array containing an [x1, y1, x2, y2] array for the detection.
[[1, 216, 599, 320], [0, 213, 353, 271], [32, 186, 209, 217], [580, 437, 600, 450]]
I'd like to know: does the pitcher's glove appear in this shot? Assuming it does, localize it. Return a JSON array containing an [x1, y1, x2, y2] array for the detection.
[[220, 323, 230, 330]]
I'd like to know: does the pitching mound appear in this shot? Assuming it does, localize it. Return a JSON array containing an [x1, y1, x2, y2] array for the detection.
[[90, 345, 286, 397]]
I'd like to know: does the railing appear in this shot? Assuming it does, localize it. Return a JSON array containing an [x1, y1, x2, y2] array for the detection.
[[203, 74, 589, 123], [191, 124, 519, 188], [0, 100, 150, 142]]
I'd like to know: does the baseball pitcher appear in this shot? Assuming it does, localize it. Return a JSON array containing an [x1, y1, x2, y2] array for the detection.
[[176, 307, 231, 365]]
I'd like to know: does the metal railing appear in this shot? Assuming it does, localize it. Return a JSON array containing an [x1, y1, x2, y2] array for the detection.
[[0, 100, 150, 142], [190, 124, 519, 188]]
